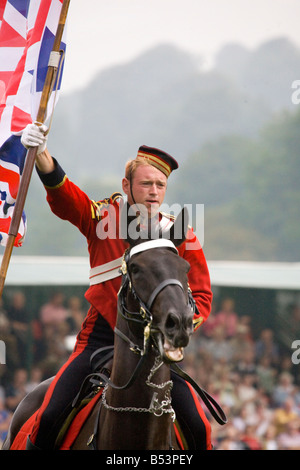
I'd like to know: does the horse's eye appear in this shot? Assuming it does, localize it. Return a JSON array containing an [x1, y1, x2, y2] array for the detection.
[[130, 264, 139, 275]]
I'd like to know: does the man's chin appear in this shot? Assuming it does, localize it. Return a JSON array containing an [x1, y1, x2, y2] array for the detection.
[[148, 208, 160, 218], [130, 201, 160, 218]]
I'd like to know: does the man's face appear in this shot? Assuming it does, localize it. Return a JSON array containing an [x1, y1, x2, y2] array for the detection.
[[122, 164, 167, 216]]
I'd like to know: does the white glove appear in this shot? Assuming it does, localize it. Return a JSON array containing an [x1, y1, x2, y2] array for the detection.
[[21, 123, 48, 154]]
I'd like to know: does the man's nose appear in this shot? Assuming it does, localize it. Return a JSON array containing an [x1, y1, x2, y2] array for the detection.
[[149, 184, 158, 193]]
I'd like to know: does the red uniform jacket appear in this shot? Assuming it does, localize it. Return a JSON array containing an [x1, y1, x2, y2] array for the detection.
[[37, 160, 212, 331]]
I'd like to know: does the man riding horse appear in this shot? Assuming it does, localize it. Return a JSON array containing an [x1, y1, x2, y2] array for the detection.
[[19, 123, 213, 450]]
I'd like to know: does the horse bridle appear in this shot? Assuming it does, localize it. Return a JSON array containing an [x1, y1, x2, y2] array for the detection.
[[116, 239, 197, 357], [114, 241, 227, 426], [74, 239, 227, 446]]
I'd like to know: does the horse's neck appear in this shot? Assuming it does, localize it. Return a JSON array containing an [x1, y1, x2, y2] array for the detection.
[[99, 320, 173, 449], [109, 331, 171, 408]]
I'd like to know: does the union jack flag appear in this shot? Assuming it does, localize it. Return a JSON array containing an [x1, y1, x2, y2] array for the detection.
[[0, 0, 66, 247]]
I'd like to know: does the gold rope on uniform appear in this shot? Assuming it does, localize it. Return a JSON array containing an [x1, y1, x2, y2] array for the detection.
[[91, 192, 123, 220]]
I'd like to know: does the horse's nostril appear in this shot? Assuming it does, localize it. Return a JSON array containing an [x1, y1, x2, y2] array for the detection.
[[165, 312, 178, 331]]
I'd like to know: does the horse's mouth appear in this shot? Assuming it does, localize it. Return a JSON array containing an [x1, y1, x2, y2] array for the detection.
[[154, 333, 184, 362], [163, 339, 184, 362]]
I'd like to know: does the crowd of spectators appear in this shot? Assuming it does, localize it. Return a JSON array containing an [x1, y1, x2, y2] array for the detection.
[[184, 297, 300, 450], [0, 290, 300, 450]]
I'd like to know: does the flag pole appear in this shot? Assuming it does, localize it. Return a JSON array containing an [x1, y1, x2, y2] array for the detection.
[[0, 0, 71, 298]]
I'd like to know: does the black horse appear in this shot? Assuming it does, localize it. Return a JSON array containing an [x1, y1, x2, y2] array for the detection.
[[3, 208, 226, 449]]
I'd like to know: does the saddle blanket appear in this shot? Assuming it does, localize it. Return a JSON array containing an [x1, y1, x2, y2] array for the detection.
[[10, 391, 102, 450], [10, 389, 185, 450]]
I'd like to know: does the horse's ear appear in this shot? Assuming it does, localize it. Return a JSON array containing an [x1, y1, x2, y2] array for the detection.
[[164, 207, 189, 247], [119, 201, 140, 246]]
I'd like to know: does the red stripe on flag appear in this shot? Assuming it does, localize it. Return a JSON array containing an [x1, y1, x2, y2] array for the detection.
[[11, 106, 32, 133], [0, 20, 26, 47], [0, 166, 20, 199], [0, 1, 7, 23], [0, 52, 26, 116], [29, 0, 53, 44]]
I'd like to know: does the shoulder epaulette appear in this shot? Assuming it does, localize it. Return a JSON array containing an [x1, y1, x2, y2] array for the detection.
[[193, 316, 204, 330], [160, 210, 192, 231], [91, 192, 123, 220], [160, 211, 176, 221]]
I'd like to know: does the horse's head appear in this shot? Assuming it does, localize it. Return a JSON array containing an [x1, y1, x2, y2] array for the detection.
[[118, 205, 194, 363]]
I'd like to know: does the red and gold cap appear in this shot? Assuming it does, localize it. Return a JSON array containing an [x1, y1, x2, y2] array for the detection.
[[136, 145, 178, 177]]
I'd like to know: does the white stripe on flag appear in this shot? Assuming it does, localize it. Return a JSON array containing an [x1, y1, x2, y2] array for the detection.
[[47, 0, 64, 34], [0, 48, 24, 71], [3, 2, 27, 39], [0, 160, 21, 174]]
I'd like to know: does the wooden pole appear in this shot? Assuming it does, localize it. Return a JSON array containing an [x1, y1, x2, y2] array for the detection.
[[0, 0, 71, 298]]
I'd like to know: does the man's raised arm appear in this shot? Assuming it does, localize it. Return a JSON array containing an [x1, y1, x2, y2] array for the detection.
[[21, 123, 55, 174]]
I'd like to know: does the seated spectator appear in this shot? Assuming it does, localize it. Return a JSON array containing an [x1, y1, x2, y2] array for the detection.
[[272, 372, 296, 407], [39, 320, 71, 378], [277, 420, 300, 450], [273, 397, 300, 435], [213, 297, 239, 339], [230, 322, 254, 362], [216, 424, 245, 450], [6, 291, 30, 368], [251, 397, 274, 437], [5, 368, 28, 412], [0, 395, 12, 447], [25, 366, 44, 394], [256, 355, 277, 395], [236, 373, 258, 414], [240, 424, 262, 450], [204, 325, 234, 362], [39, 291, 69, 335], [255, 328, 280, 366], [234, 348, 257, 377], [262, 424, 279, 450], [0, 300, 19, 371], [66, 296, 85, 334]]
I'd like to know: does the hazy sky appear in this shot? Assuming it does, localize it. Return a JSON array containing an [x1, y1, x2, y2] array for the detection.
[[62, 0, 300, 93]]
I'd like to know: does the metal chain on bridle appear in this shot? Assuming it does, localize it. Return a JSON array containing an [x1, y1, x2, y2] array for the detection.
[[101, 355, 176, 421]]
